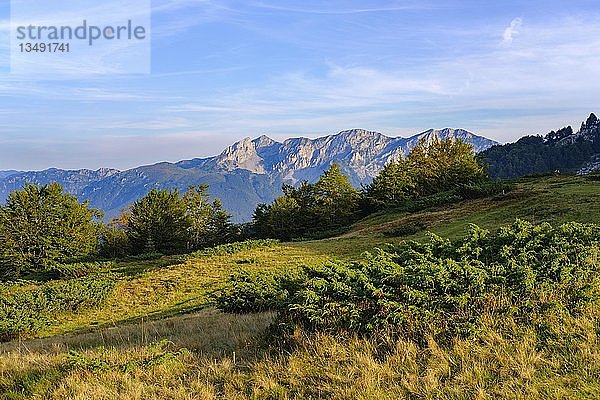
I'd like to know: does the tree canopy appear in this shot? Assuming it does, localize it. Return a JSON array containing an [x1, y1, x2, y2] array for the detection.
[[123, 185, 233, 255], [252, 164, 361, 240], [0, 182, 101, 277], [407, 137, 486, 196], [364, 138, 489, 211]]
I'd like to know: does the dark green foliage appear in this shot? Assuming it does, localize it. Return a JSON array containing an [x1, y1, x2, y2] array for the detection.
[[363, 158, 414, 211], [215, 271, 287, 313], [183, 185, 235, 249], [0, 273, 117, 340], [406, 190, 463, 211], [185, 239, 279, 258], [124, 185, 234, 256], [364, 138, 499, 215], [252, 164, 361, 240], [0, 183, 101, 278], [127, 188, 189, 255], [51, 261, 115, 278], [99, 226, 131, 259], [545, 126, 573, 143], [481, 114, 600, 178], [383, 222, 427, 237], [313, 163, 362, 227], [454, 180, 514, 200], [217, 220, 600, 341], [585, 172, 600, 182]]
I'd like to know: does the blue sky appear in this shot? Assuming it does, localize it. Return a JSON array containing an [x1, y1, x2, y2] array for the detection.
[[1, 0, 599, 170]]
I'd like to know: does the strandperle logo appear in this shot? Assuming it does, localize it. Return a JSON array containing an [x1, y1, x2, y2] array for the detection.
[[10, 0, 151, 76], [15, 20, 147, 46]]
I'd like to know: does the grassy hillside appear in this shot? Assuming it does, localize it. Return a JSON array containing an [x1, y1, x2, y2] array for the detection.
[[303, 174, 600, 256], [1, 175, 599, 399]]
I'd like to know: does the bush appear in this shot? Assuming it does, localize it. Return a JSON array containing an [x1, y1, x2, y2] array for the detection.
[[216, 220, 600, 341], [383, 222, 427, 237], [455, 180, 514, 199], [0, 273, 118, 340], [406, 190, 463, 211], [186, 239, 279, 259], [51, 261, 115, 278], [215, 271, 285, 313]]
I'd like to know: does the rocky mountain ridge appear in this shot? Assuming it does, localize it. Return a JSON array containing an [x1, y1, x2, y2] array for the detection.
[[0, 128, 497, 221]]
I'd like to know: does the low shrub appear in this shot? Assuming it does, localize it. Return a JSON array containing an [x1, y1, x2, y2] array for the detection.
[[51, 261, 116, 278], [455, 180, 514, 199], [124, 252, 164, 261], [405, 190, 463, 212], [383, 222, 427, 237], [216, 220, 600, 341], [0, 273, 118, 340], [186, 239, 279, 258]]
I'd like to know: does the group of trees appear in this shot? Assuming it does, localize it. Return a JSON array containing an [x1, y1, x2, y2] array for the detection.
[[0, 137, 495, 276], [252, 164, 361, 240], [364, 137, 486, 210], [107, 184, 234, 256], [481, 113, 600, 178], [0, 183, 234, 278], [254, 137, 490, 240]]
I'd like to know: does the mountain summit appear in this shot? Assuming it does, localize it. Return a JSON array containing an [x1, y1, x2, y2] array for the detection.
[[181, 128, 497, 185], [0, 128, 497, 221]]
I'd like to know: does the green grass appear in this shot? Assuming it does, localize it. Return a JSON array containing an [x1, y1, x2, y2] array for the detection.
[[1, 175, 599, 399], [4, 175, 599, 339], [300, 175, 600, 257], [34, 241, 330, 338]]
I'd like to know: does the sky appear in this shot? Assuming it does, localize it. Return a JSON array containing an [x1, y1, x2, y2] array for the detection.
[[1, 0, 599, 170]]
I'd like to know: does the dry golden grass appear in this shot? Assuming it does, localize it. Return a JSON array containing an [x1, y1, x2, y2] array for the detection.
[[3, 308, 600, 399]]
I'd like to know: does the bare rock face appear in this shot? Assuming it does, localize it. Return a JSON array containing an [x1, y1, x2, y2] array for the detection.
[[209, 128, 497, 183]]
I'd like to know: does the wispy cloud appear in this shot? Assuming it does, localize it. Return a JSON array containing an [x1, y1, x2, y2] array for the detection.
[[98, 117, 191, 130], [151, 0, 239, 37], [501, 17, 523, 46], [7, 0, 151, 77], [161, 14, 600, 143], [248, 1, 439, 15], [2, 3, 600, 170]]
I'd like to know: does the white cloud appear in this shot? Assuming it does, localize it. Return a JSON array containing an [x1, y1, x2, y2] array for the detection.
[[502, 17, 523, 46]]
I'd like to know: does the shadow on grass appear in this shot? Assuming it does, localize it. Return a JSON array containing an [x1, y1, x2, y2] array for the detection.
[[1, 308, 276, 362], [109, 255, 187, 278]]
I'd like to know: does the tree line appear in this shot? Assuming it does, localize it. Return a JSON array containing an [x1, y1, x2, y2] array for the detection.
[[0, 184, 235, 278], [0, 138, 501, 278], [252, 137, 496, 239], [480, 113, 600, 178]]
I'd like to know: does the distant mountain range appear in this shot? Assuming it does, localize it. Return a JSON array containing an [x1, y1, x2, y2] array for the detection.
[[0, 128, 496, 222]]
